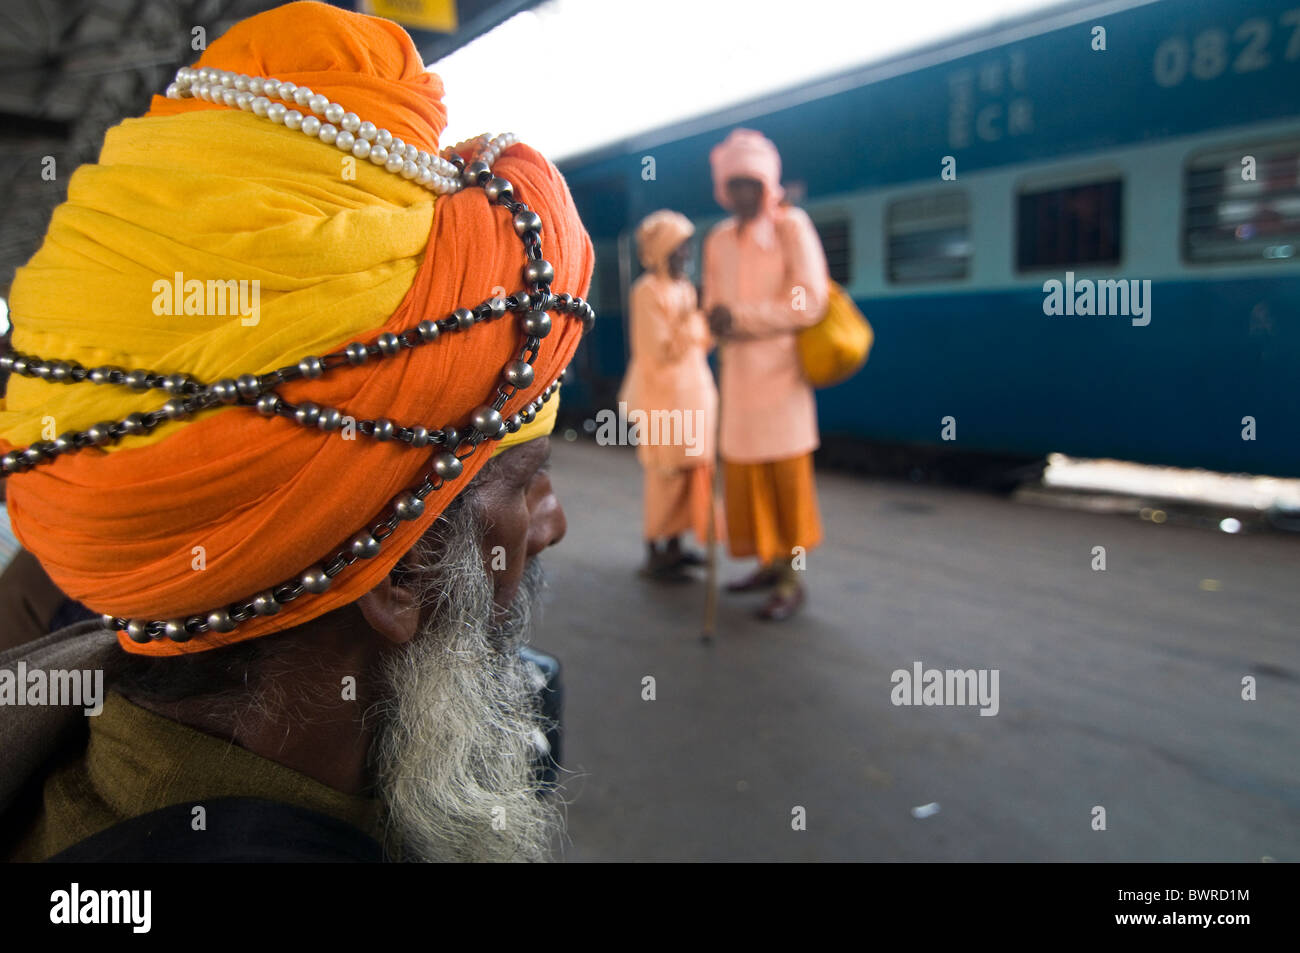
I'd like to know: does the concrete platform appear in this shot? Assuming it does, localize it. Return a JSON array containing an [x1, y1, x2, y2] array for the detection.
[[534, 438, 1300, 862]]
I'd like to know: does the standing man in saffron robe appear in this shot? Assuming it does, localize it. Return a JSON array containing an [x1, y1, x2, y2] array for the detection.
[[619, 211, 719, 580], [703, 129, 828, 621]]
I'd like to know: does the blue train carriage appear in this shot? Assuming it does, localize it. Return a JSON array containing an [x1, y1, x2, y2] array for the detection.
[[559, 0, 1300, 485]]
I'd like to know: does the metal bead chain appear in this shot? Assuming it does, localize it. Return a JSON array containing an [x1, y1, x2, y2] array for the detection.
[[1, 188, 596, 478], [99, 375, 564, 644], [0, 288, 593, 472]]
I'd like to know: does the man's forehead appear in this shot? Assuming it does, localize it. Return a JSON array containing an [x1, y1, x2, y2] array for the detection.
[[484, 436, 551, 481]]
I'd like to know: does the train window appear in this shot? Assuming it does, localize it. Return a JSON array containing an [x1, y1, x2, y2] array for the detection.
[[812, 218, 852, 285], [1184, 140, 1300, 264], [1016, 180, 1122, 270], [886, 192, 970, 283]]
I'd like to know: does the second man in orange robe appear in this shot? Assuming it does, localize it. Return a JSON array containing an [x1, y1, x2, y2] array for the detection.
[[619, 210, 720, 581]]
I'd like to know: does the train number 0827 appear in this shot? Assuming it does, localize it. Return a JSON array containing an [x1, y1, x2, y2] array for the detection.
[[1152, 9, 1300, 88]]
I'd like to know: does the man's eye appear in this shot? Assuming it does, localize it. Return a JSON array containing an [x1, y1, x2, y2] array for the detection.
[[522, 462, 550, 493]]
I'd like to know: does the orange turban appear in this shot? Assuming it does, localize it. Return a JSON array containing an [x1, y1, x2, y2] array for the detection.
[[0, 1, 594, 656]]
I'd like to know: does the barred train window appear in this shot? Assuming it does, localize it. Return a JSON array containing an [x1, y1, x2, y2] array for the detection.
[[1184, 140, 1300, 264], [1017, 179, 1121, 270], [886, 191, 970, 283], [812, 218, 852, 285]]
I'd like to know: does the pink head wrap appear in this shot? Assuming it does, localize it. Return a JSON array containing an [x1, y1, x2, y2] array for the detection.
[[636, 210, 695, 273], [710, 128, 784, 215]]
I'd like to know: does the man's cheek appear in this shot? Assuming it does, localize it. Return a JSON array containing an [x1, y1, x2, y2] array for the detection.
[[488, 538, 528, 609]]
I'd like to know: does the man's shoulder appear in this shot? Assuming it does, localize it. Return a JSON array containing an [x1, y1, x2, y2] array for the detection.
[[629, 273, 662, 303], [775, 204, 816, 234]]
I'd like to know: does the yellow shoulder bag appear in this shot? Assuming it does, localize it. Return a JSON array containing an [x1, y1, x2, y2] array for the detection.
[[797, 281, 873, 388]]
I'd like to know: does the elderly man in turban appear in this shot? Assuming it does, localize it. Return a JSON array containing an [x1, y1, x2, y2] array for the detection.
[[0, 1, 594, 862], [618, 211, 718, 581], [703, 129, 828, 622]]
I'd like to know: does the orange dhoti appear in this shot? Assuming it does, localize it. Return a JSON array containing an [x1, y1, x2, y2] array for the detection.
[[723, 453, 822, 564], [643, 464, 720, 543]]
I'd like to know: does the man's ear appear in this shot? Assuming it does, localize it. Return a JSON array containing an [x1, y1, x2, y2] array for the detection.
[[356, 574, 421, 645]]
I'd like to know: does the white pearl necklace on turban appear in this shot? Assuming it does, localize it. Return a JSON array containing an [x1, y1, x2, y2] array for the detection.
[[166, 66, 516, 195]]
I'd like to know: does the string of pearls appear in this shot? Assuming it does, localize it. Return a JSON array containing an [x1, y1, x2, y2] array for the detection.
[[446, 131, 515, 171], [166, 66, 517, 196]]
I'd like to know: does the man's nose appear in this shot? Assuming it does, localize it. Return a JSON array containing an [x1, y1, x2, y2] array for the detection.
[[527, 478, 566, 556]]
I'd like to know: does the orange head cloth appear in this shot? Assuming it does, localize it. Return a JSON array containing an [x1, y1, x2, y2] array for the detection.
[[0, 1, 594, 655]]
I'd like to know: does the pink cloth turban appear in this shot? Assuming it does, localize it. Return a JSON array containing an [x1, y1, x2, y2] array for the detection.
[[710, 128, 784, 214], [636, 210, 695, 272]]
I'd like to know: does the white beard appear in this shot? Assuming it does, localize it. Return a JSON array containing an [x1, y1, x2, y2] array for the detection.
[[371, 498, 561, 862]]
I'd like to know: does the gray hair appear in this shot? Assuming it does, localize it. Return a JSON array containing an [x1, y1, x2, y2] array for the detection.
[[370, 490, 561, 862]]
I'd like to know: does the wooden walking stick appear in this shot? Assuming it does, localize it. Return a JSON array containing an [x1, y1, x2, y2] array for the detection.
[[701, 462, 719, 642], [701, 340, 721, 642]]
